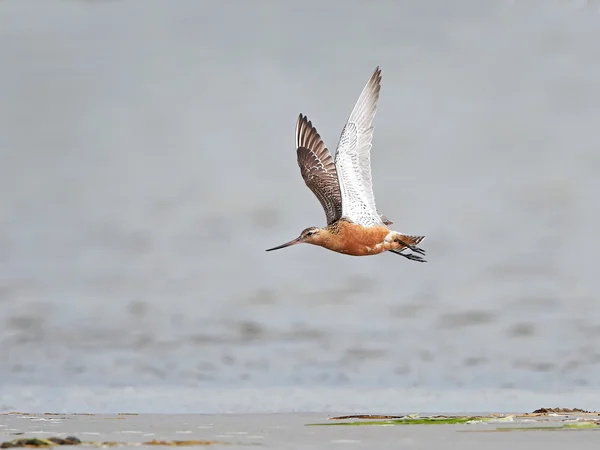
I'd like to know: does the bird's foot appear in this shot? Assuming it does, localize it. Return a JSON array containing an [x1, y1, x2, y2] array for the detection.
[[402, 252, 427, 262], [389, 249, 427, 263]]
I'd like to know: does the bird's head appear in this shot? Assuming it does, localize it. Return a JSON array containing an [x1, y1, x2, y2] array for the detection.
[[265, 226, 324, 252]]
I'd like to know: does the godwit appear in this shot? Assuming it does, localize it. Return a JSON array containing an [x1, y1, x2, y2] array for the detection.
[[266, 67, 426, 262]]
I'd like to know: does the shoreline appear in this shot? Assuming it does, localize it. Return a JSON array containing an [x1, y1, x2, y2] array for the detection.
[[2, 385, 600, 415], [2, 411, 599, 449]]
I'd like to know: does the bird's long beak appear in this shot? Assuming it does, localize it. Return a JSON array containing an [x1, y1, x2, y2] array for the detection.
[[265, 236, 303, 252]]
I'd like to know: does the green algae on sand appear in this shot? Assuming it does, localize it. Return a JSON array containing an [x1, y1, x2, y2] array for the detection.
[[308, 411, 600, 430], [306, 414, 499, 426]]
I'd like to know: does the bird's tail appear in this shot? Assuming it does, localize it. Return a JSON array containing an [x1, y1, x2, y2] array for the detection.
[[396, 234, 426, 255], [402, 235, 425, 246]]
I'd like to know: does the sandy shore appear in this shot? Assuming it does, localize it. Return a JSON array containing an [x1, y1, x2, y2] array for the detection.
[[1, 411, 599, 450], [2, 386, 599, 447]]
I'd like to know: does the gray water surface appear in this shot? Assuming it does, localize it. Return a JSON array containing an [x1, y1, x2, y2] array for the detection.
[[1, 1, 600, 412]]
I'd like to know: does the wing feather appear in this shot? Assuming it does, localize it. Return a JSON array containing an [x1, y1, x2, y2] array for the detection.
[[334, 67, 383, 228], [295, 114, 342, 225]]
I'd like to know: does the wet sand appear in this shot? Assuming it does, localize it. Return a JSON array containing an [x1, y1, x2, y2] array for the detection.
[[1, 411, 600, 450]]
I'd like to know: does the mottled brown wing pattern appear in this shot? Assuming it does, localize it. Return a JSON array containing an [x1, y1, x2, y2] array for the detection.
[[295, 114, 343, 225]]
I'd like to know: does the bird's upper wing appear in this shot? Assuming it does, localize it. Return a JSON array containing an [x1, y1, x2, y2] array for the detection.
[[333, 67, 383, 228], [295, 114, 343, 225]]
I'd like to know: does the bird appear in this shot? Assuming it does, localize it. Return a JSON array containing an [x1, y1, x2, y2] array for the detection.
[[266, 66, 426, 262]]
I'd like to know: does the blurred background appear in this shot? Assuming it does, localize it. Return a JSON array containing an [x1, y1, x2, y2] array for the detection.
[[1, 0, 600, 413]]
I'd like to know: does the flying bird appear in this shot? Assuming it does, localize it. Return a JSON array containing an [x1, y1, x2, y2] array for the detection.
[[266, 67, 426, 262]]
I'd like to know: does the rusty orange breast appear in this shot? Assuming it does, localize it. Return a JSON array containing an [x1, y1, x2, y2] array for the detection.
[[314, 221, 390, 256]]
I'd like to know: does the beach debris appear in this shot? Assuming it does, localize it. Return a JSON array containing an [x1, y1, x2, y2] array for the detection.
[[0, 437, 224, 448], [0, 437, 81, 448], [531, 407, 596, 414]]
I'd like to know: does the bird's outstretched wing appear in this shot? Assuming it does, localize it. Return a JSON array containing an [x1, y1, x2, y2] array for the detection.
[[296, 114, 342, 225], [334, 67, 383, 228]]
